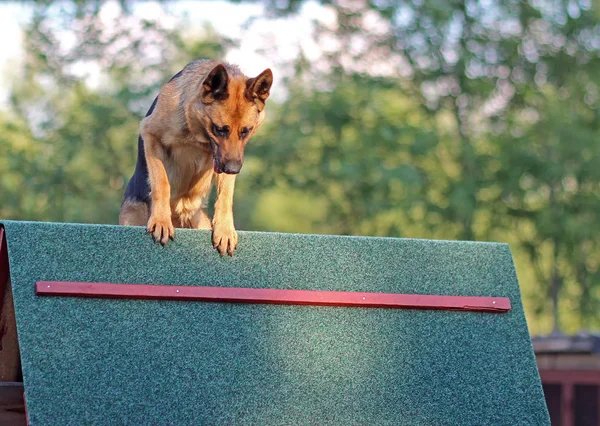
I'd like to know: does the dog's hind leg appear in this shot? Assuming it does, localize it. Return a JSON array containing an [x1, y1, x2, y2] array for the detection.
[[119, 199, 150, 226]]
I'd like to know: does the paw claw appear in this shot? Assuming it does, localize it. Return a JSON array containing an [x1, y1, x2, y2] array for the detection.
[[147, 216, 174, 246], [212, 225, 238, 256]]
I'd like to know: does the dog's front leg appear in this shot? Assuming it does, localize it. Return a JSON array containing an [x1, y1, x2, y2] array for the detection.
[[212, 173, 238, 256], [143, 131, 174, 245]]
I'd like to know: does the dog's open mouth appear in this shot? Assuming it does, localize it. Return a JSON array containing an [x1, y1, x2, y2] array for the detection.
[[213, 157, 222, 174], [209, 137, 223, 174]]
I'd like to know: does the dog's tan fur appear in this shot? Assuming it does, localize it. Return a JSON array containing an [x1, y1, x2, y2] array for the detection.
[[119, 59, 272, 255]]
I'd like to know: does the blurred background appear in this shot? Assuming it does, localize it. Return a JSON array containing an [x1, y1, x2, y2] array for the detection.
[[0, 3, 599, 417], [1, 0, 599, 334]]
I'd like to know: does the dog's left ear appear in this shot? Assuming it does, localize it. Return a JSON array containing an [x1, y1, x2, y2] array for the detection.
[[245, 69, 273, 109]]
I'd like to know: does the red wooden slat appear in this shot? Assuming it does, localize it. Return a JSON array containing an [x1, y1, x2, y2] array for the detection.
[[35, 281, 510, 313]]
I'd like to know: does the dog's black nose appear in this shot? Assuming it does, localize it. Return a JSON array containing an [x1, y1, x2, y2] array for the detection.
[[223, 161, 242, 174]]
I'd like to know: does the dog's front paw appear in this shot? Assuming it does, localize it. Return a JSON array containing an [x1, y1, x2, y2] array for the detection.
[[212, 224, 238, 256], [147, 215, 175, 246]]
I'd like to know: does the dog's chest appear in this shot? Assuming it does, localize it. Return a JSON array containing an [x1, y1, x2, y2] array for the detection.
[[165, 145, 213, 201]]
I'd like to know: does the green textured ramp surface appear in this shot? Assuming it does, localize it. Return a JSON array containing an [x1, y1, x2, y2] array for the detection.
[[2, 220, 549, 425]]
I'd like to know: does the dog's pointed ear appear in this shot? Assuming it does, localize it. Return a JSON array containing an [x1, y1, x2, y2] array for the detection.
[[201, 64, 229, 103], [245, 68, 273, 108]]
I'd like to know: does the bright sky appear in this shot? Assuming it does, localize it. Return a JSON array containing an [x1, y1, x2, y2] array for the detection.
[[0, 0, 332, 106], [0, 3, 31, 101]]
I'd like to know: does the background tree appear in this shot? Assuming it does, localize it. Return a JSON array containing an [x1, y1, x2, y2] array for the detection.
[[239, 0, 600, 332], [1, 0, 599, 334]]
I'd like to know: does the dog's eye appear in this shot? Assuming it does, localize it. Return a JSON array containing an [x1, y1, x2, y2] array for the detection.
[[213, 124, 229, 138], [240, 127, 252, 138]]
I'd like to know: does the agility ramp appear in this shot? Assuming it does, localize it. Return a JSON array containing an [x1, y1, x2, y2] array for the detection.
[[0, 220, 549, 425]]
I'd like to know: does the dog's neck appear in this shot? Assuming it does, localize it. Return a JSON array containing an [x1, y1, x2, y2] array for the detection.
[[181, 102, 212, 154]]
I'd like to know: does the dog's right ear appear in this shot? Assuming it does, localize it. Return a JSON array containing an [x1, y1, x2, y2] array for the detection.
[[201, 64, 229, 103]]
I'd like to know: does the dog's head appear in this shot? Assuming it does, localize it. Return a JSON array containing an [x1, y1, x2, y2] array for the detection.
[[199, 64, 273, 174]]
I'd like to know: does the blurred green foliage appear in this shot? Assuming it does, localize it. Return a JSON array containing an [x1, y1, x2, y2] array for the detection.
[[1, 0, 599, 335]]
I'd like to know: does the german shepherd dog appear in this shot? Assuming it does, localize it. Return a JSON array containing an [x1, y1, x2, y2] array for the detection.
[[119, 60, 273, 255]]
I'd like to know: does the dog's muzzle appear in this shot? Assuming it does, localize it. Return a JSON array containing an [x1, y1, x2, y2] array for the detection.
[[221, 161, 242, 174], [209, 137, 243, 174]]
